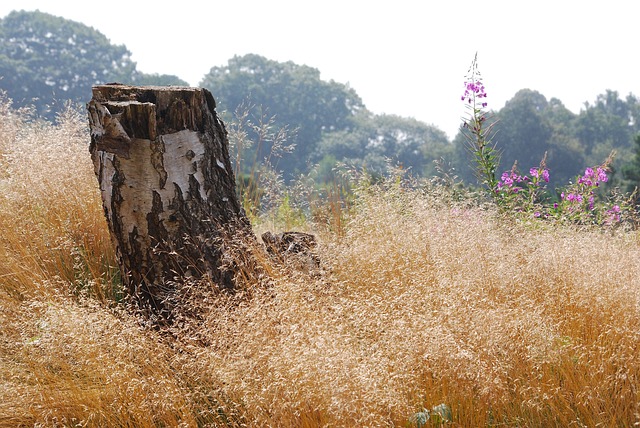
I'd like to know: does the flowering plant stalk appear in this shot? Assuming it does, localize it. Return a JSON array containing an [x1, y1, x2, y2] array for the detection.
[[460, 54, 633, 227], [461, 53, 499, 194]]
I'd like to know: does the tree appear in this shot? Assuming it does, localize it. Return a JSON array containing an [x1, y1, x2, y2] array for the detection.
[[575, 90, 638, 161], [134, 73, 190, 87], [622, 134, 640, 194], [0, 10, 184, 119], [315, 112, 452, 179], [0, 11, 137, 116], [200, 54, 366, 178], [496, 89, 554, 172]]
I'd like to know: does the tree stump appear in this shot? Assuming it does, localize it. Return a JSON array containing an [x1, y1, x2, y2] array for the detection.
[[87, 84, 254, 321], [261, 231, 320, 273]]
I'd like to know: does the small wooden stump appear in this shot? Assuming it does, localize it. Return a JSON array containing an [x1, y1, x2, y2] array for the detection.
[[262, 231, 320, 274]]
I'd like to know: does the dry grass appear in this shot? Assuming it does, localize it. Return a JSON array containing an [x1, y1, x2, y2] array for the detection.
[[1, 99, 640, 427]]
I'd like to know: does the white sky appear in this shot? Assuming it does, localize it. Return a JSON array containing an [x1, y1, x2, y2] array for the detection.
[[1, 1, 638, 139]]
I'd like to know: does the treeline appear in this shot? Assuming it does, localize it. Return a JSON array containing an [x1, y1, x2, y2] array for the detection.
[[2, 10, 639, 191]]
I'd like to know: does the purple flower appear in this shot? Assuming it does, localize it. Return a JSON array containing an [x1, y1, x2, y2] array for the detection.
[[462, 78, 488, 107], [605, 205, 622, 224], [462, 55, 489, 109], [579, 177, 593, 186], [584, 167, 594, 178], [500, 172, 513, 187], [529, 167, 550, 183], [542, 171, 549, 182], [597, 167, 608, 183], [563, 192, 583, 203]]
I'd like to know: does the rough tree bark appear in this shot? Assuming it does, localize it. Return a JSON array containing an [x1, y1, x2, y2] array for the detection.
[[87, 84, 254, 320]]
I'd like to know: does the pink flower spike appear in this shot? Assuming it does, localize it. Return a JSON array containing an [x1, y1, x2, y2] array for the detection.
[[597, 168, 608, 182]]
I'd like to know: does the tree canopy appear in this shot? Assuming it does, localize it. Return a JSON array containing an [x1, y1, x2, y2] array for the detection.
[[200, 54, 367, 178], [622, 134, 640, 194], [0, 10, 186, 118], [314, 112, 452, 179], [200, 54, 453, 180]]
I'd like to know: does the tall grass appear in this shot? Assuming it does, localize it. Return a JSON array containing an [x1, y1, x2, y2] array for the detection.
[[1, 97, 640, 427]]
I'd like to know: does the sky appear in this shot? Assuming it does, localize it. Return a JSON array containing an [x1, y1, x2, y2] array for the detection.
[[1, 1, 637, 139]]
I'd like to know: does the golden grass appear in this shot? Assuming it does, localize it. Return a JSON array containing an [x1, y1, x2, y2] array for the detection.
[[1, 101, 640, 427]]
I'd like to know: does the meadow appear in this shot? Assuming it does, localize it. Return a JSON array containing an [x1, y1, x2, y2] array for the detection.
[[1, 96, 640, 427]]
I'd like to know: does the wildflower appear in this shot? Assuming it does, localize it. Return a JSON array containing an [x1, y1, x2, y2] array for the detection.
[[584, 167, 594, 178], [578, 176, 592, 186], [501, 172, 513, 187], [462, 54, 488, 108], [597, 167, 608, 183], [529, 167, 550, 183], [605, 204, 622, 224], [462, 81, 488, 107], [562, 192, 583, 203], [541, 169, 550, 182]]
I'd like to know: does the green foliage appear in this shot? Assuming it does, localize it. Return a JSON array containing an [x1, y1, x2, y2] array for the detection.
[[200, 54, 365, 178], [497, 90, 577, 186], [621, 134, 640, 194], [0, 10, 138, 117], [134, 72, 189, 86], [201, 54, 452, 182], [226, 100, 306, 229], [575, 90, 639, 159], [315, 111, 452, 181], [273, 194, 306, 230], [456, 89, 584, 188]]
